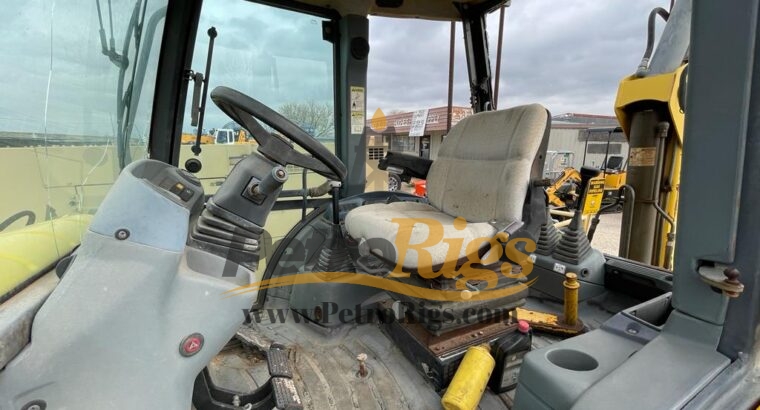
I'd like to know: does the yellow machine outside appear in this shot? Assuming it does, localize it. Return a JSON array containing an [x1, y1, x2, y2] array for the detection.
[[0, 215, 91, 298]]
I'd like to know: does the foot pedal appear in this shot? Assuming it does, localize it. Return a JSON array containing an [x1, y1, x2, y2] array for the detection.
[[267, 343, 292, 378], [272, 377, 303, 409], [267, 343, 302, 409]]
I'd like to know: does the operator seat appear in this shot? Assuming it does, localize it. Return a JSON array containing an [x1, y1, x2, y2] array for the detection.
[[345, 104, 551, 273]]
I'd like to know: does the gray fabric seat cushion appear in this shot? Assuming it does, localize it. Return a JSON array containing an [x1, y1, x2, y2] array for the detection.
[[345, 103, 549, 269], [344, 201, 496, 269]]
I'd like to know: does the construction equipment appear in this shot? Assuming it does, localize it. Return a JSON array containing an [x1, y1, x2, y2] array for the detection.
[[181, 128, 251, 145], [546, 133, 627, 212], [546, 165, 624, 213], [599, 155, 627, 211], [210, 127, 251, 144], [181, 132, 214, 144], [546, 166, 582, 208], [0, 1, 758, 409]]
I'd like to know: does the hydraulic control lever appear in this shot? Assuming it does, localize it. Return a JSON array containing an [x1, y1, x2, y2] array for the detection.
[[568, 166, 601, 230], [552, 166, 601, 265], [577, 166, 602, 210], [253, 166, 288, 197]]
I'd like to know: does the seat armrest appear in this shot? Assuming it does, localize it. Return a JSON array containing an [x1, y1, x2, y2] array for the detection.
[[378, 151, 433, 180]]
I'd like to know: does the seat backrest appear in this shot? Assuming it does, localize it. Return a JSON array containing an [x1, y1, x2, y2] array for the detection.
[[426, 104, 550, 224]]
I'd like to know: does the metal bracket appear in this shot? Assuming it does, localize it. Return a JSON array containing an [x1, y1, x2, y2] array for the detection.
[[697, 265, 745, 297]]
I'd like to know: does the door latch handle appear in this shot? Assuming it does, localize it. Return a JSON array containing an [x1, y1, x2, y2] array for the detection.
[[698, 265, 745, 298]]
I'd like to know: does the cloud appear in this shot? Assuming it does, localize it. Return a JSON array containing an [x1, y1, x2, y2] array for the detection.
[[0, 0, 668, 138], [367, 0, 666, 116], [185, 2, 334, 133]]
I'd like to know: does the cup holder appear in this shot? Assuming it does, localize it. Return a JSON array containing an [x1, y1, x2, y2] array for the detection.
[[546, 349, 599, 371]]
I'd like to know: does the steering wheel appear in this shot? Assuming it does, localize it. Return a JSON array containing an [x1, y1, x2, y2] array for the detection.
[[210, 86, 347, 181]]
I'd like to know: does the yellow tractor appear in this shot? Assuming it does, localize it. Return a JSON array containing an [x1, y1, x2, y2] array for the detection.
[[181, 132, 215, 144]]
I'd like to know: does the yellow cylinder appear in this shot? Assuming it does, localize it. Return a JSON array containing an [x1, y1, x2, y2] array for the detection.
[[441, 344, 495, 410], [563, 272, 580, 326]]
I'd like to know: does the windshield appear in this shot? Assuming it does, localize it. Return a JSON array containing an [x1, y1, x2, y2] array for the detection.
[[0, 0, 168, 294], [178, 0, 336, 271]]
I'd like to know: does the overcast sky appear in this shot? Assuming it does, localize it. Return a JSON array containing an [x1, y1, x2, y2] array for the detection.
[[0, 0, 667, 136], [367, 0, 665, 116]]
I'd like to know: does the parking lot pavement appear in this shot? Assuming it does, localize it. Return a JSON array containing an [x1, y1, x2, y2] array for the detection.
[[589, 211, 622, 256]]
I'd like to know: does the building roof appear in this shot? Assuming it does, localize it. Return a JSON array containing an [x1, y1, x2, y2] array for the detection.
[[551, 113, 619, 129]]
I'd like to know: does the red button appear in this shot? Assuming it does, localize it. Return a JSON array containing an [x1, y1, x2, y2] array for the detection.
[[180, 333, 204, 357], [517, 320, 531, 334]]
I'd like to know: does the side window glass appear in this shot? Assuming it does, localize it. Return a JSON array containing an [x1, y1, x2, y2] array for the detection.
[[364, 17, 472, 194], [0, 0, 168, 296]]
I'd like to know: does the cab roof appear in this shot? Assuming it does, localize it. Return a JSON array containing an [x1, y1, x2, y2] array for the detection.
[[285, 0, 506, 20]]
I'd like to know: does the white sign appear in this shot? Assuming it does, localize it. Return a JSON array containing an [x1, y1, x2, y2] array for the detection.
[[351, 112, 365, 134], [409, 109, 429, 137], [350, 86, 365, 135], [350, 86, 365, 112]]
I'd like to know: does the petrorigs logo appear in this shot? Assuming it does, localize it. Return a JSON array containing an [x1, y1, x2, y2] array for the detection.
[[225, 217, 537, 302], [241, 301, 516, 331]]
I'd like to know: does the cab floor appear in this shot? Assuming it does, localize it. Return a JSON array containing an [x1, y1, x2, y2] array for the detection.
[[208, 290, 636, 409]]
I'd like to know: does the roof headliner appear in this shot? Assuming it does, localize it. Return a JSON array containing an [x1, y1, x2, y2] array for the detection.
[[292, 0, 506, 20]]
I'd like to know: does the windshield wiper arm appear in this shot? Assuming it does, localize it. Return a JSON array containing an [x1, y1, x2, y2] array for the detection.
[[110, 0, 144, 168], [95, 0, 129, 69], [118, 3, 167, 169]]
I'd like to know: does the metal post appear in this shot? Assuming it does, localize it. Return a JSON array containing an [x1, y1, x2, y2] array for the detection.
[[563, 273, 580, 326], [457, 3, 495, 112], [582, 131, 589, 166], [446, 22, 456, 133], [625, 110, 661, 264], [493, 4, 506, 109]]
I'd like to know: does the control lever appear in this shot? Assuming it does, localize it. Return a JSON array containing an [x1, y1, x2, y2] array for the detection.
[[254, 166, 288, 196], [569, 166, 601, 230], [552, 166, 600, 265], [330, 181, 342, 224], [577, 166, 602, 210], [570, 166, 601, 226]]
